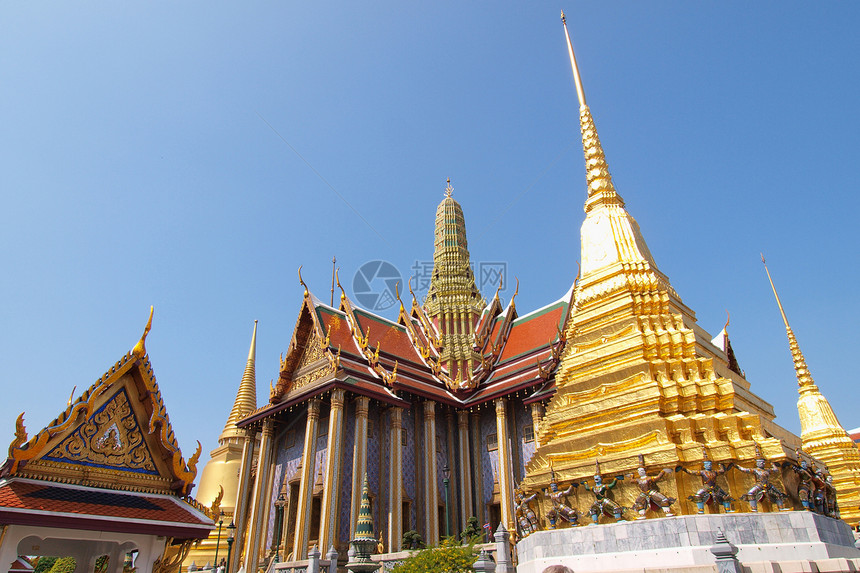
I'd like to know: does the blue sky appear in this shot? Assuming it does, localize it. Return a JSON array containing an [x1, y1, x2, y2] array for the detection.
[[2, 3, 858, 494]]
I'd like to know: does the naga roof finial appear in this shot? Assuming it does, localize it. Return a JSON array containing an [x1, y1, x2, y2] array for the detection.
[[132, 306, 154, 358], [336, 268, 346, 301], [298, 265, 309, 297]]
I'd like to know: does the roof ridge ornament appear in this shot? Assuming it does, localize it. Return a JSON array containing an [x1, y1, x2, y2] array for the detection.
[[132, 306, 154, 358], [445, 177, 453, 198], [299, 265, 309, 297]]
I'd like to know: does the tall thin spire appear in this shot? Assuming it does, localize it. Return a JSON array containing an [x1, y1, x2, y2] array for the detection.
[[762, 255, 860, 525], [761, 256, 814, 390], [561, 12, 624, 214], [220, 320, 258, 442]]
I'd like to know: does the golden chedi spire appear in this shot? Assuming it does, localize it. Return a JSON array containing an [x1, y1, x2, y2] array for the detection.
[[194, 320, 259, 529], [221, 319, 259, 442], [424, 178, 486, 383], [521, 15, 796, 515], [763, 256, 860, 524]]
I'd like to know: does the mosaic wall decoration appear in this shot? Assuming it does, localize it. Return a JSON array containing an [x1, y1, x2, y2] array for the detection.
[[480, 410, 498, 505], [338, 402, 357, 544]]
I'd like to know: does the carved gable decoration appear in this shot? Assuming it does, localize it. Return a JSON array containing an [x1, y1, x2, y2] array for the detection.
[[292, 329, 334, 392], [4, 315, 201, 497], [296, 329, 326, 372], [43, 387, 158, 476]]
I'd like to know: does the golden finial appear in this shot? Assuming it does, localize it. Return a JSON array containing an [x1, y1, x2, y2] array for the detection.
[[132, 306, 154, 358], [8, 413, 27, 457], [298, 265, 309, 297], [336, 268, 346, 301], [561, 9, 587, 107], [395, 281, 404, 313], [723, 310, 731, 332], [66, 385, 77, 407], [186, 440, 202, 478], [408, 277, 420, 308], [493, 273, 503, 302], [513, 276, 519, 299], [445, 178, 453, 198], [761, 254, 790, 329], [330, 256, 337, 306]]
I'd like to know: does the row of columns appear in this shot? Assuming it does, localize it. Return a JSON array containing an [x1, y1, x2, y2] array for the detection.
[[232, 392, 540, 570]]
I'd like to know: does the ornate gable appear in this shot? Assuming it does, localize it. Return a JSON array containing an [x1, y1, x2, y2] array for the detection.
[[42, 387, 159, 476], [2, 308, 201, 496]]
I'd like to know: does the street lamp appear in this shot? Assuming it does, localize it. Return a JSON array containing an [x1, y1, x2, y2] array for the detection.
[[442, 463, 451, 539], [225, 521, 235, 573], [273, 486, 288, 563], [213, 511, 224, 571]]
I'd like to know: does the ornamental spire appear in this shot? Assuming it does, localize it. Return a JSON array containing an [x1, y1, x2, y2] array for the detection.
[[220, 320, 258, 442], [561, 11, 624, 214], [762, 255, 860, 525], [761, 256, 815, 390]]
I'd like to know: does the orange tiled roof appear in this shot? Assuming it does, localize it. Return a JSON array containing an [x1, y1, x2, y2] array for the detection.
[[0, 478, 212, 539]]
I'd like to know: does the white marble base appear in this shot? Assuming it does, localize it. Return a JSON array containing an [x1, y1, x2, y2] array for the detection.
[[515, 511, 860, 573]]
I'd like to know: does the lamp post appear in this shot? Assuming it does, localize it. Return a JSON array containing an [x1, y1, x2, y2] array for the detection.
[[225, 521, 235, 573], [442, 463, 451, 539], [213, 511, 224, 572], [273, 486, 287, 563]]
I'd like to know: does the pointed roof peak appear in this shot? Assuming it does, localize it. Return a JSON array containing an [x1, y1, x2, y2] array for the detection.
[[761, 254, 791, 329], [445, 177, 453, 198], [761, 255, 816, 391], [561, 10, 586, 108], [221, 320, 258, 441]]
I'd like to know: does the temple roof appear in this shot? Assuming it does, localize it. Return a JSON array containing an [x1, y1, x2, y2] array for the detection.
[[239, 279, 573, 427], [1, 308, 202, 498]]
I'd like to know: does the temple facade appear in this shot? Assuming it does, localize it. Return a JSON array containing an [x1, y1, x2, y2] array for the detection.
[[193, 13, 860, 573]]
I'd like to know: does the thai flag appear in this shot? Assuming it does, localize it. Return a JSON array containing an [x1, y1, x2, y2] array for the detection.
[[483, 522, 491, 530]]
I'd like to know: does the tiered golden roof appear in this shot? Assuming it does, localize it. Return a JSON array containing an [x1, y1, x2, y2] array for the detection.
[[763, 259, 860, 524], [424, 179, 487, 386], [520, 13, 801, 515]]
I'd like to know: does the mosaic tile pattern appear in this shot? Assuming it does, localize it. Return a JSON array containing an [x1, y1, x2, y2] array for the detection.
[[367, 409, 381, 526], [514, 403, 536, 475], [480, 410, 498, 505], [338, 404, 357, 543], [402, 407, 416, 504]]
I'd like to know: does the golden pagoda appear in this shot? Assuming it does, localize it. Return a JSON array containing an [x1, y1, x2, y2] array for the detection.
[[763, 259, 860, 525], [185, 321, 259, 569], [424, 178, 487, 386], [520, 13, 802, 515]]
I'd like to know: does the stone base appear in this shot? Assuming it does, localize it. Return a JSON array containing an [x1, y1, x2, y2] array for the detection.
[[516, 512, 860, 573]]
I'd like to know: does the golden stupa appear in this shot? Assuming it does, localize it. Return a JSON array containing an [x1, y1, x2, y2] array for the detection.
[[763, 260, 860, 524], [185, 321, 259, 569], [520, 13, 804, 517]]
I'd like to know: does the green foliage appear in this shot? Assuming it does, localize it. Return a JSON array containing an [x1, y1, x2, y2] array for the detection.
[[460, 516, 481, 543], [390, 537, 477, 573], [46, 557, 76, 573], [94, 555, 109, 573], [401, 529, 425, 550], [33, 557, 57, 573]]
